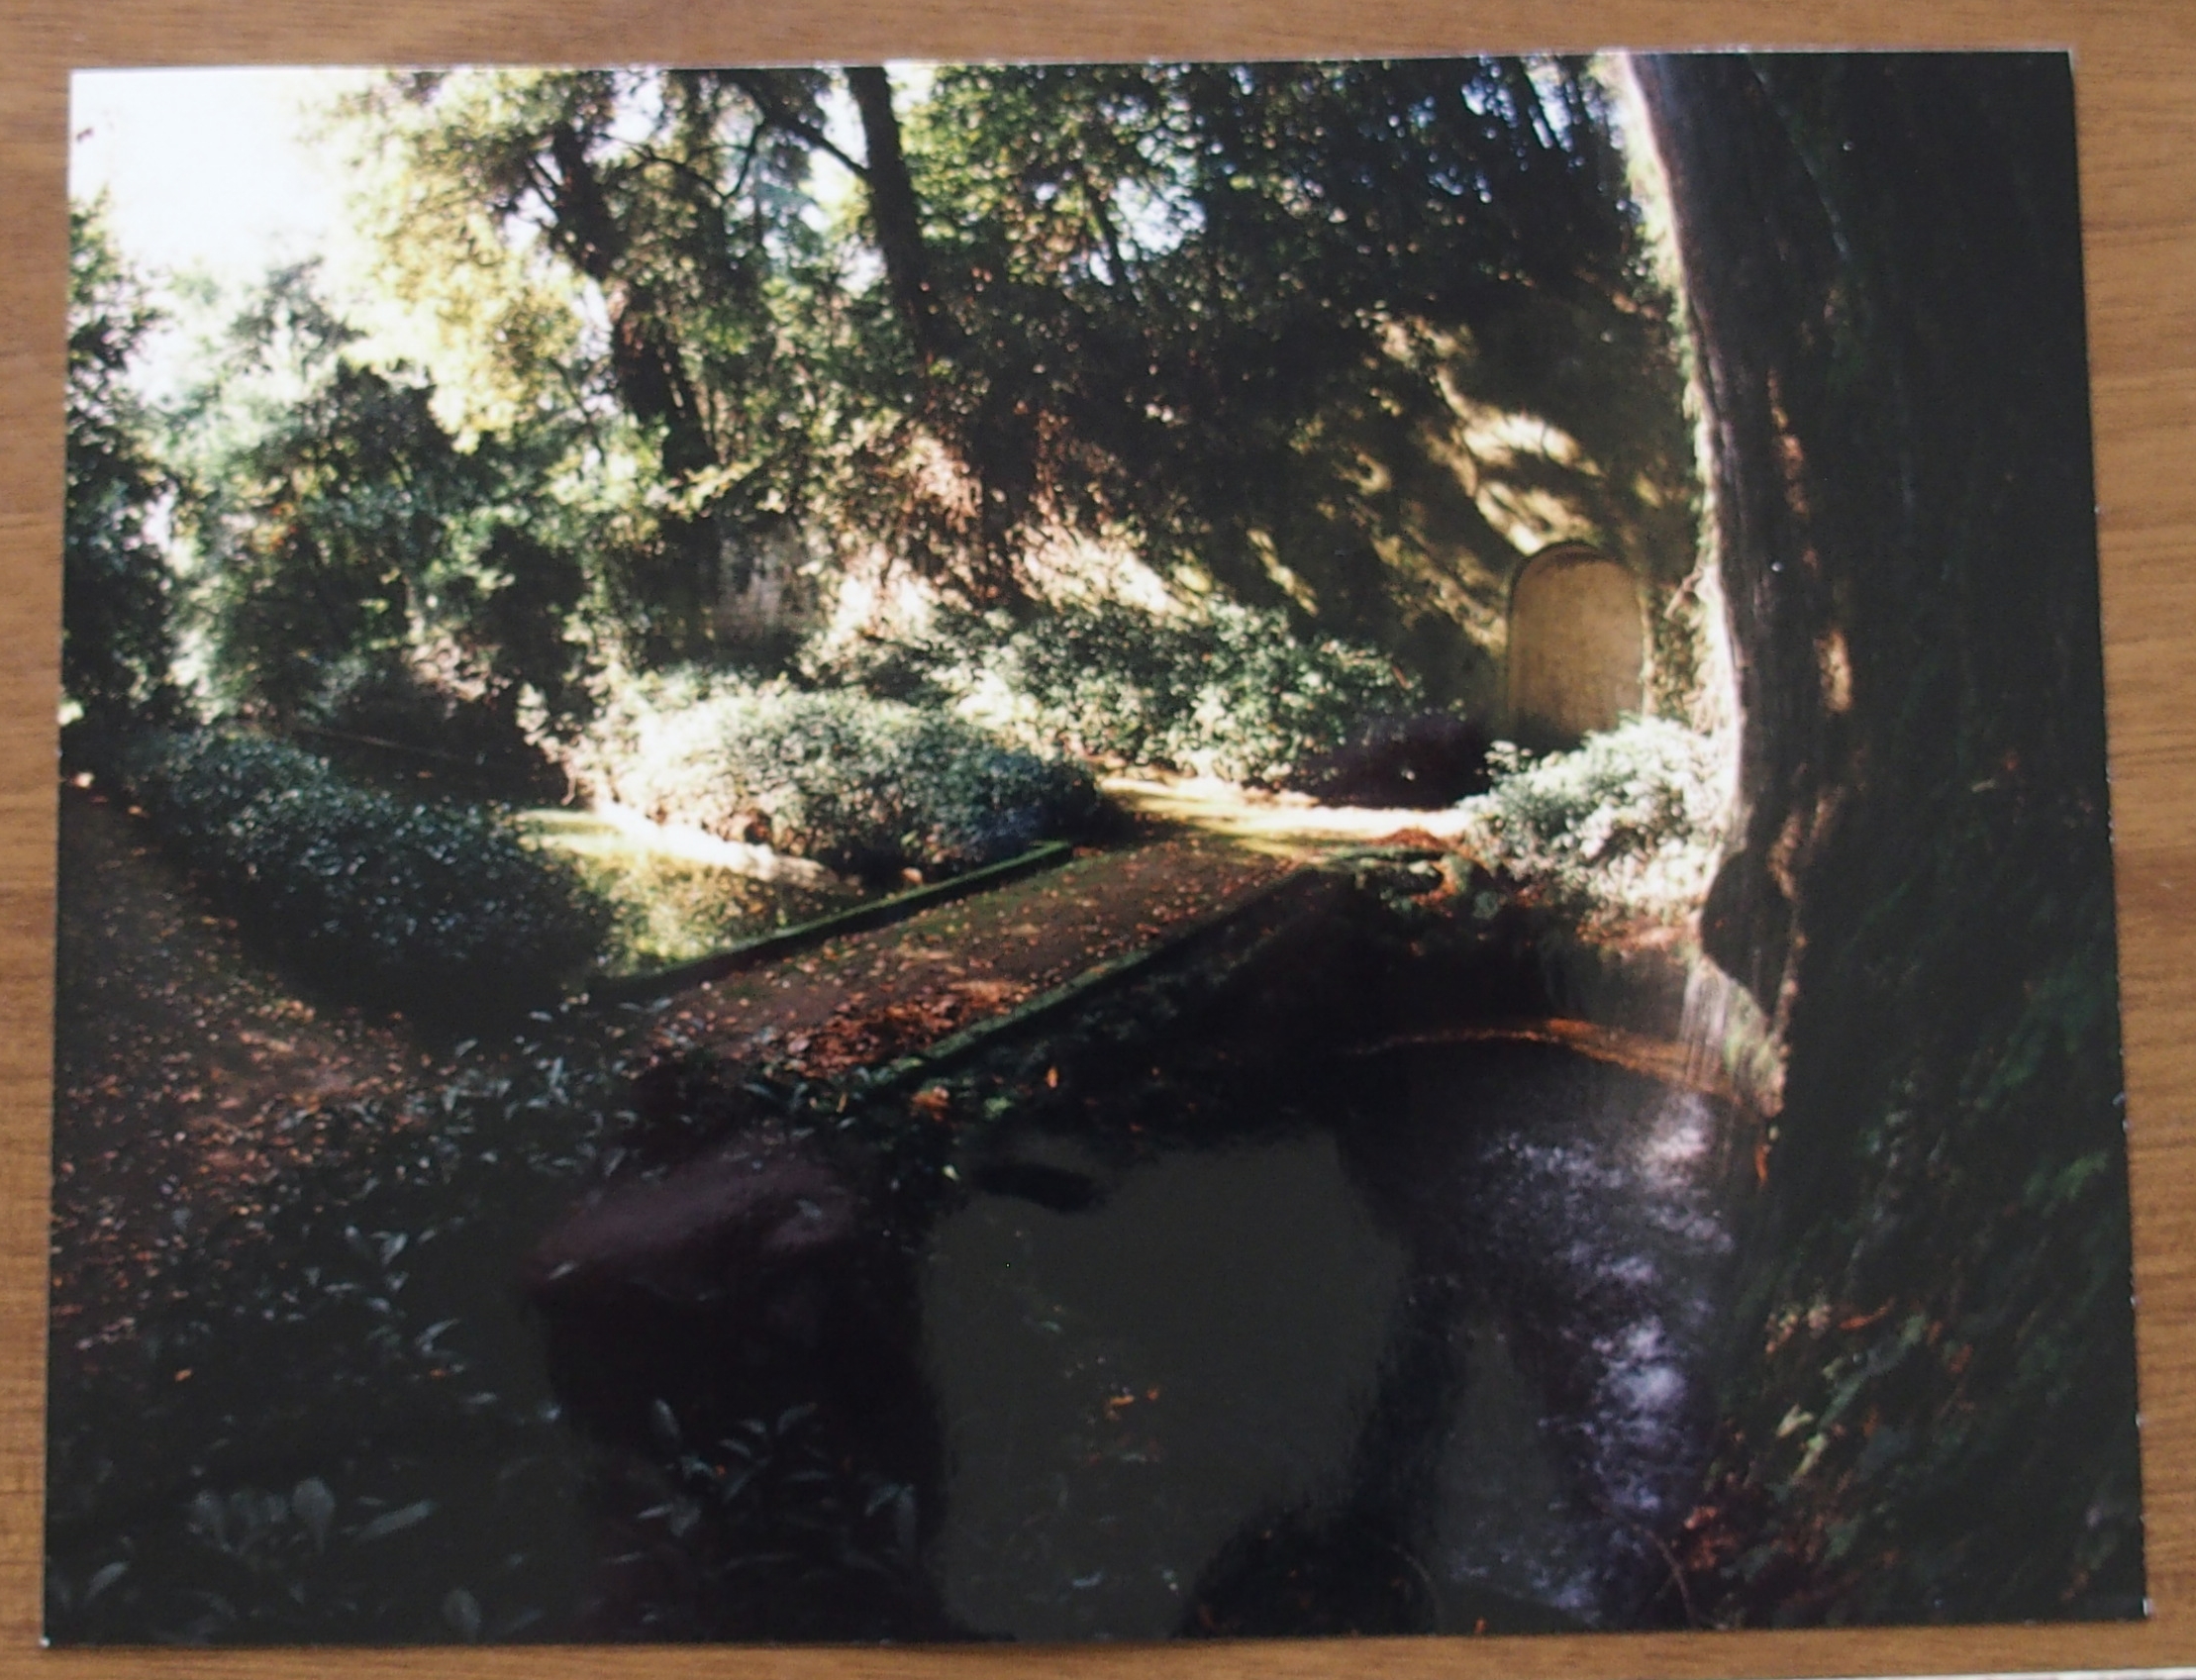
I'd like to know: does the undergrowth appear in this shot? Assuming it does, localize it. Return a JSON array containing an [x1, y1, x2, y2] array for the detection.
[[818, 599, 1421, 788], [1454, 717, 1729, 927], [562, 670, 1102, 882], [121, 730, 609, 1014]]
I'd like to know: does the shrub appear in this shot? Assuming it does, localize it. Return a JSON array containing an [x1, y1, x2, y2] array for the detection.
[[565, 671, 1101, 881], [1454, 717, 1730, 924], [825, 599, 1421, 787], [122, 731, 610, 1011]]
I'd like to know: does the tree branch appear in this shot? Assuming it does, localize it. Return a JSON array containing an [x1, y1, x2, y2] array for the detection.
[[722, 70, 871, 180]]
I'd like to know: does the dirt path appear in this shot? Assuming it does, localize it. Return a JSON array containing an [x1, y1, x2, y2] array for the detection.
[[50, 790, 455, 1376], [1102, 771, 1477, 854], [632, 833, 1293, 1079], [622, 767, 1486, 1083]]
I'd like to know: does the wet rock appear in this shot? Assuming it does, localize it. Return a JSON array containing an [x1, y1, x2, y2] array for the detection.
[[525, 1144, 862, 1323], [522, 1141, 926, 1454]]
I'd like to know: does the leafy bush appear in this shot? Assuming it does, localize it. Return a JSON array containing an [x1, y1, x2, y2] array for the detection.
[[565, 671, 1101, 880], [825, 599, 1421, 787], [1455, 717, 1730, 924], [123, 731, 610, 1010]]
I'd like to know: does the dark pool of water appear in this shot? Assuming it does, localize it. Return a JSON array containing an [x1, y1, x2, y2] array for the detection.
[[919, 1040, 1742, 1636]]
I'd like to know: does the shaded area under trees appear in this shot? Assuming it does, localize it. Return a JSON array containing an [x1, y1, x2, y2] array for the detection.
[[46, 50, 2145, 1638], [63, 202, 182, 758]]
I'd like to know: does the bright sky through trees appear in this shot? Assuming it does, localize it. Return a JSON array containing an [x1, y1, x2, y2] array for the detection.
[[70, 68, 358, 282], [66, 64, 893, 404], [67, 64, 907, 278], [70, 68, 370, 402]]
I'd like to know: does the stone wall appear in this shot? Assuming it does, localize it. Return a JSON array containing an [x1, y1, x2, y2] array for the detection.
[[1505, 545, 1646, 748]]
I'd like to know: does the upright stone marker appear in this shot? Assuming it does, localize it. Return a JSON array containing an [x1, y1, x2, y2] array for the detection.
[[1506, 546, 1645, 748]]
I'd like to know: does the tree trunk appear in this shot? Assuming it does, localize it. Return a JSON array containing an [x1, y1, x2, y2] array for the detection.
[[541, 119, 721, 655], [847, 66, 948, 366], [1636, 51, 2140, 1625]]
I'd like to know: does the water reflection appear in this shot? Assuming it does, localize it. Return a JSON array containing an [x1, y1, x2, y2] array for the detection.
[[922, 1135, 1406, 1639], [520, 808, 863, 972], [51, 804, 1747, 1643], [1395, 1052, 1738, 1624], [917, 1039, 1740, 1635]]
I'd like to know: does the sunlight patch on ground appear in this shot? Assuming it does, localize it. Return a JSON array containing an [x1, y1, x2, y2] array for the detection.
[[1102, 773, 1478, 858]]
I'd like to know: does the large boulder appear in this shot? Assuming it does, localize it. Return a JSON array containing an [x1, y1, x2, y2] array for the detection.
[[524, 1138, 928, 1463]]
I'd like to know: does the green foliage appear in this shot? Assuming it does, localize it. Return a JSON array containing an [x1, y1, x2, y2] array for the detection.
[[901, 60, 1693, 610], [295, 656, 562, 801], [199, 358, 466, 716], [82, 59, 1705, 763], [520, 809, 861, 974], [1456, 717, 1727, 922], [828, 598, 1420, 787], [349, 68, 849, 662], [179, 265, 596, 733], [347, 59, 1698, 683], [1704, 857, 2135, 1625], [122, 732, 609, 1010], [568, 671, 1101, 879], [438, 525, 591, 719], [64, 202, 181, 754]]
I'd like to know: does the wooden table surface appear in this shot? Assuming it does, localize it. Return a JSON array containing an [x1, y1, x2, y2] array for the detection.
[[3, 2, 2192, 1674]]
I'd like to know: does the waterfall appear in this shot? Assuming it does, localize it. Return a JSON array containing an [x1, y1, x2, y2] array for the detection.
[[1676, 955, 1781, 1120]]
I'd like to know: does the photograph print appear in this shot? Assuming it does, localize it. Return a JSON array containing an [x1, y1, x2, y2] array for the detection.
[[47, 49, 2140, 1643]]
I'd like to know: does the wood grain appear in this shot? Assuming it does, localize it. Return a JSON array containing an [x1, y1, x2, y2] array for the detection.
[[4, 2, 2191, 1673]]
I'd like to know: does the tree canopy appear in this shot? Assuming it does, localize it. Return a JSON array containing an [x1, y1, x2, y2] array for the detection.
[[341, 60, 1694, 689], [64, 202, 181, 750], [73, 56, 1703, 746]]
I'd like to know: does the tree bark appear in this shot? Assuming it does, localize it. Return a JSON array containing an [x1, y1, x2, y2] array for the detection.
[[539, 116, 721, 649], [847, 66, 948, 366], [1635, 51, 2139, 1624]]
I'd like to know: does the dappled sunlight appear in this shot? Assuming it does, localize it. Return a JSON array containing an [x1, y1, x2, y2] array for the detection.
[[522, 801, 843, 884], [1451, 396, 1589, 473], [1102, 772, 1479, 859], [50, 42, 2136, 1646]]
